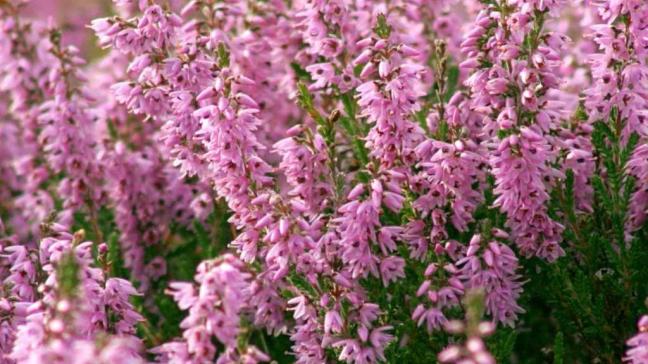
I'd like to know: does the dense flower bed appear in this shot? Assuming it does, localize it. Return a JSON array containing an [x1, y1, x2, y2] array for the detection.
[[1, 0, 648, 363]]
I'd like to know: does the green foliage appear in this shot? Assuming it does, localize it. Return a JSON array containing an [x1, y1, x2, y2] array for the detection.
[[134, 203, 237, 346], [513, 113, 647, 364], [249, 330, 294, 364], [488, 328, 517, 363], [553, 332, 564, 364], [56, 250, 81, 298], [370, 246, 451, 364], [339, 92, 370, 181], [107, 231, 129, 278], [291, 62, 312, 82], [443, 66, 459, 102]]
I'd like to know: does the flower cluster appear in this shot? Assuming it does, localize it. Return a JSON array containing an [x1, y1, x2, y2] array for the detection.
[[7, 226, 143, 364], [154, 254, 265, 363]]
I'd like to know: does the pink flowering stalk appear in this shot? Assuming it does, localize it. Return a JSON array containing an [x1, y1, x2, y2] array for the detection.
[[0, 237, 36, 360], [412, 253, 464, 332], [412, 136, 486, 253], [222, 0, 300, 146], [297, 0, 359, 94], [413, 229, 524, 332], [92, 0, 271, 266], [322, 299, 394, 364], [354, 27, 426, 169], [455, 231, 524, 326], [549, 2, 597, 215], [102, 142, 194, 289], [273, 129, 333, 215], [560, 125, 595, 213], [0, 1, 56, 239], [328, 18, 425, 285], [585, 0, 648, 142], [86, 5, 203, 290], [38, 29, 103, 214], [94, 2, 333, 358], [411, 39, 488, 239], [582, 0, 648, 237], [460, 0, 568, 261], [154, 253, 267, 363]]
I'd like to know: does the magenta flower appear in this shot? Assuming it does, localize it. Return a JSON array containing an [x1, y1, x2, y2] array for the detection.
[[625, 315, 648, 364]]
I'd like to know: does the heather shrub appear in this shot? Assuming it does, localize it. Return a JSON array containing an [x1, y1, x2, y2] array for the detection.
[[1, 0, 648, 363]]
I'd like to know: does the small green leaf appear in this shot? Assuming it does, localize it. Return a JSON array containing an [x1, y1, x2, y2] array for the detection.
[[57, 251, 81, 298], [290, 62, 311, 82], [374, 13, 392, 39], [107, 231, 128, 278], [193, 220, 214, 258], [341, 92, 357, 119], [217, 43, 230, 68], [554, 332, 565, 364], [443, 65, 459, 102]]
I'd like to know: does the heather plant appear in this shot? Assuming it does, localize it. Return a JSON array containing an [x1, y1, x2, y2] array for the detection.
[[1, 0, 648, 363]]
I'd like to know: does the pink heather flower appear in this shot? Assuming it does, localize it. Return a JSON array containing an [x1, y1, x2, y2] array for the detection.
[[585, 0, 648, 142], [0, 13, 77, 239], [37, 34, 104, 213], [627, 144, 648, 239], [0, 240, 37, 359], [324, 310, 344, 334], [625, 315, 648, 363], [412, 305, 448, 332], [379, 256, 406, 287], [490, 130, 564, 260], [461, 0, 569, 261], [334, 198, 381, 279], [355, 38, 426, 169], [2, 245, 37, 302], [413, 258, 463, 332], [273, 132, 332, 214], [413, 138, 486, 236], [287, 294, 327, 363], [331, 325, 394, 364], [456, 234, 525, 326], [561, 127, 595, 213], [155, 254, 265, 363], [306, 63, 337, 90], [103, 278, 144, 335]]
